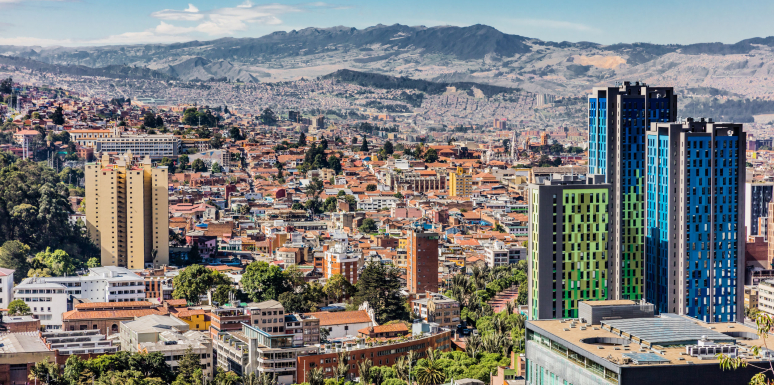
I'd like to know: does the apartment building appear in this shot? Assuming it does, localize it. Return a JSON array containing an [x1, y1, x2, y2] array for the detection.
[[528, 174, 612, 320], [323, 240, 363, 285], [645, 119, 745, 322], [588, 82, 677, 301], [70, 129, 113, 147], [407, 229, 440, 295], [449, 167, 472, 197], [85, 152, 169, 268], [411, 292, 460, 329], [93, 134, 180, 158]]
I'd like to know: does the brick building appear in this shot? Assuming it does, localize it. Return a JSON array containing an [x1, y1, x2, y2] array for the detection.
[[407, 230, 440, 294]]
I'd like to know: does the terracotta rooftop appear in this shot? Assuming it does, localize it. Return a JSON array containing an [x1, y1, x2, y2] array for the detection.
[[305, 310, 373, 326], [358, 323, 409, 335]]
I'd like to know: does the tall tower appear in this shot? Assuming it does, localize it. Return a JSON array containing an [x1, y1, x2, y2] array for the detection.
[[588, 82, 677, 301], [407, 229, 439, 295], [85, 152, 169, 269], [528, 174, 612, 320], [449, 167, 472, 197], [645, 118, 745, 322]]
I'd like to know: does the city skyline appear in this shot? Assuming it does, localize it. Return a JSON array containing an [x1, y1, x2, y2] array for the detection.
[[0, 0, 773, 47]]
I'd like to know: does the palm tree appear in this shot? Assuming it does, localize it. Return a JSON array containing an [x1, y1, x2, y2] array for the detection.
[[357, 359, 373, 384], [258, 373, 277, 385], [243, 373, 259, 385], [336, 352, 350, 381], [492, 316, 504, 334], [466, 334, 482, 359], [393, 357, 408, 383], [505, 300, 514, 316], [307, 367, 325, 385], [415, 349, 445, 385]]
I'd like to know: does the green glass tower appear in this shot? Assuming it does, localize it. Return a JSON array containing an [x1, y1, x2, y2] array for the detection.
[[528, 174, 612, 320]]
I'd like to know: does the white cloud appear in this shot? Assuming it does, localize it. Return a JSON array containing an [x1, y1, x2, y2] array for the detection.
[[184, 3, 199, 12], [150, 2, 303, 36], [151, 7, 204, 21], [237, 0, 253, 8]]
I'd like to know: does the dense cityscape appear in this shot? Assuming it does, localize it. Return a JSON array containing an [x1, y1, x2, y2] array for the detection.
[[2, 8, 774, 385]]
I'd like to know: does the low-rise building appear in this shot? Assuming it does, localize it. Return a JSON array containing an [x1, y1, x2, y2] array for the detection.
[[119, 314, 190, 351], [0, 332, 56, 385], [139, 329, 213, 379], [526, 301, 766, 385], [62, 301, 169, 335], [305, 310, 375, 339], [411, 293, 461, 329], [40, 329, 119, 355]]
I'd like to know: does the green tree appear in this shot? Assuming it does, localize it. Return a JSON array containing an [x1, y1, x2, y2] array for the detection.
[[155, 116, 164, 129], [323, 274, 355, 302], [0, 240, 30, 282], [415, 350, 445, 385], [191, 158, 206, 172], [0, 77, 11, 94], [261, 108, 278, 126], [211, 162, 222, 173], [51, 106, 65, 125], [172, 265, 230, 304], [8, 298, 31, 315], [358, 218, 378, 234], [28, 248, 77, 277], [29, 359, 63, 385], [171, 347, 202, 385], [365, 184, 377, 192], [87, 257, 100, 268], [143, 113, 157, 128], [160, 157, 175, 174], [187, 243, 202, 265], [423, 148, 439, 163], [212, 284, 240, 306], [360, 135, 369, 152], [328, 155, 342, 174], [493, 223, 506, 233], [241, 261, 289, 302], [383, 141, 394, 155], [353, 262, 409, 323], [228, 127, 243, 141], [298, 132, 307, 146], [291, 202, 303, 210], [178, 154, 189, 170]]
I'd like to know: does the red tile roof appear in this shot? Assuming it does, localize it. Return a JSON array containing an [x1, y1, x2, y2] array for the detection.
[[305, 310, 373, 326]]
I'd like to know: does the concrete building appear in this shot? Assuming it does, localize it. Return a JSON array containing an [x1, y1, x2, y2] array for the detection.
[[12, 280, 68, 330], [138, 329, 213, 379], [645, 119, 745, 322], [356, 196, 399, 211], [40, 329, 119, 355], [411, 292, 460, 329], [757, 280, 774, 316], [528, 174, 612, 320], [588, 82, 678, 301], [0, 268, 14, 309], [119, 313, 190, 351], [323, 240, 363, 285], [744, 285, 759, 312], [69, 129, 113, 147], [525, 301, 768, 385], [407, 229, 440, 295], [745, 182, 774, 237], [483, 241, 524, 268], [85, 152, 169, 268], [449, 167, 472, 197], [0, 332, 56, 385], [213, 322, 320, 384], [93, 134, 180, 158]]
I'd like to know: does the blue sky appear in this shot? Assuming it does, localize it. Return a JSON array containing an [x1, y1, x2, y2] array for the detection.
[[1, 0, 773, 47]]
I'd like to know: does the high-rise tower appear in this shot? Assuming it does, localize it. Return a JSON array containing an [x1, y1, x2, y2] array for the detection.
[[588, 82, 677, 300], [528, 174, 611, 320], [407, 229, 439, 295], [645, 118, 745, 322], [85, 152, 169, 269]]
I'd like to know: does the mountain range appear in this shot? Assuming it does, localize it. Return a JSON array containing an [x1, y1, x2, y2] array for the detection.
[[2, 23, 774, 98]]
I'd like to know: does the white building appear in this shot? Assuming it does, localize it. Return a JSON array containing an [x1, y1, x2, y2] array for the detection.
[[94, 134, 180, 158], [14, 266, 146, 329], [0, 268, 14, 308], [484, 241, 525, 267], [356, 196, 399, 211], [12, 280, 69, 330]]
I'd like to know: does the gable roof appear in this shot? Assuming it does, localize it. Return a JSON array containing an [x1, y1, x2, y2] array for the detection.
[[305, 310, 373, 326]]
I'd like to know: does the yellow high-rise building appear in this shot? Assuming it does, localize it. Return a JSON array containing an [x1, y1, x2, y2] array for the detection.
[[449, 167, 472, 197], [85, 151, 169, 269]]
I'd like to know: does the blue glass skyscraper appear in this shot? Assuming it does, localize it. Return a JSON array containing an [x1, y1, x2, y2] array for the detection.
[[588, 82, 677, 301], [645, 118, 745, 322]]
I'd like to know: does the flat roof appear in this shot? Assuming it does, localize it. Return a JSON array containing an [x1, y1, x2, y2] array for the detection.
[[582, 300, 637, 307], [528, 315, 774, 367], [602, 316, 737, 345]]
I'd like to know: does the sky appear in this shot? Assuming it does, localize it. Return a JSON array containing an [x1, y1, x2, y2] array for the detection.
[[1, 0, 773, 47]]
